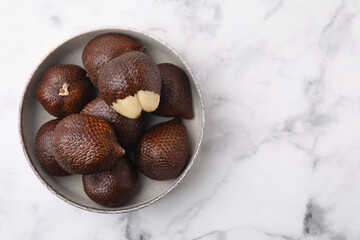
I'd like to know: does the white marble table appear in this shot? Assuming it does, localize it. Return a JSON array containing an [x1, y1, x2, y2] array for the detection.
[[2, 0, 360, 239]]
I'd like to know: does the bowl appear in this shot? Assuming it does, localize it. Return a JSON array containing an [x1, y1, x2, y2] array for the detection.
[[18, 27, 205, 213]]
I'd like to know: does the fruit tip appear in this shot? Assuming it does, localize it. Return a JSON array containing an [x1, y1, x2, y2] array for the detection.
[[114, 144, 125, 156]]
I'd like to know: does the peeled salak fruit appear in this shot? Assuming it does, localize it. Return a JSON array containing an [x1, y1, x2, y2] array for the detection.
[[97, 51, 161, 119]]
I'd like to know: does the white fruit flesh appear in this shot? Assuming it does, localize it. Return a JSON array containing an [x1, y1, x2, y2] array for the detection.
[[137, 90, 160, 112], [59, 83, 69, 96], [111, 94, 142, 119], [110, 90, 160, 119]]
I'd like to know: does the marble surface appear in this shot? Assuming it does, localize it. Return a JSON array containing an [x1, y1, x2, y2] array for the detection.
[[2, 0, 360, 239]]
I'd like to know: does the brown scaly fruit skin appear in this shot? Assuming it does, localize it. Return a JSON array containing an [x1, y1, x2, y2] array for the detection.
[[135, 118, 189, 180], [81, 97, 143, 148], [154, 63, 194, 119], [97, 51, 161, 117], [36, 64, 93, 118], [35, 119, 70, 176], [51, 114, 125, 175], [82, 33, 145, 87], [83, 155, 138, 207]]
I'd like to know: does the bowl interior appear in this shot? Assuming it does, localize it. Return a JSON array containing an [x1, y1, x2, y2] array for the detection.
[[20, 28, 204, 212]]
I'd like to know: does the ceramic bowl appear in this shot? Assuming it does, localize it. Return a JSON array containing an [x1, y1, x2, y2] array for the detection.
[[18, 27, 205, 213]]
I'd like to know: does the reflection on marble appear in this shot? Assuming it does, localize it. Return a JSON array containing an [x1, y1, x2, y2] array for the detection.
[[1, 0, 360, 239]]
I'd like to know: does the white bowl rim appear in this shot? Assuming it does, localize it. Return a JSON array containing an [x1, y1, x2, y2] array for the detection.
[[18, 26, 205, 213]]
